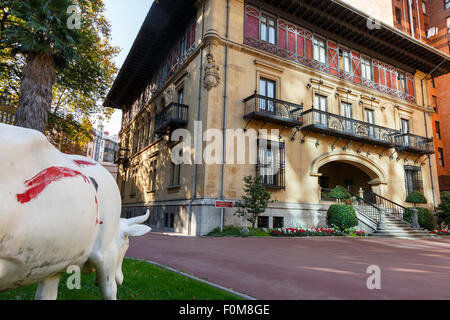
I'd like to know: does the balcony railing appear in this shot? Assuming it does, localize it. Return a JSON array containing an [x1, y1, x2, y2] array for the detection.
[[302, 109, 399, 146], [244, 94, 303, 127], [154, 102, 189, 134], [394, 133, 434, 154]]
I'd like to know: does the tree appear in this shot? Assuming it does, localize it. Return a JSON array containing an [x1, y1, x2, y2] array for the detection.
[[329, 185, 351, 203], [406, 191, 427, 207], [436, 192, 450, 227], [234, 176, 274, 229], [1, 0, 119, 134]]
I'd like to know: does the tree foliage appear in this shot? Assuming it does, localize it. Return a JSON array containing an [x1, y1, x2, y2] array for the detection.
[[234, 176, 274, 229], [436, 192, 450, 226], [327, 204, 358, 231], [405, 191, 427, 207], [0, 0, 119, 150], [329, 185, 351, 201]]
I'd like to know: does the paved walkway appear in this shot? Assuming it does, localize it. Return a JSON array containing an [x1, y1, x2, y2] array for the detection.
[[127, 233, 450, 300]]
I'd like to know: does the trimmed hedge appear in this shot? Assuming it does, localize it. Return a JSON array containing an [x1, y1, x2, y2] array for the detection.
[[404, 207, 436, 231], [327, 204, 358, 231], [329, 186, 351, 201]]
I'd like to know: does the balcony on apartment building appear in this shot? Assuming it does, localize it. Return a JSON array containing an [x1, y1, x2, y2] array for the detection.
[[154, 102, 189, 135], [244, 94, 304, 127], [301, 109, 399, 147], [393, 133, 434, 154]]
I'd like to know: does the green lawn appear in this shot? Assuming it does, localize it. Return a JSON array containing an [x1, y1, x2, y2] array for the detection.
[[0, 259, 241, 300]]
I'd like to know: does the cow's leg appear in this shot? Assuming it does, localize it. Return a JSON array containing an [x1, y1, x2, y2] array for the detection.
[[35, 274, 61, 300], [90, 255, 117, 300]]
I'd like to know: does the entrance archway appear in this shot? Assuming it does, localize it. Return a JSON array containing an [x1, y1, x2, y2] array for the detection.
[[318, 162, 371, 194]]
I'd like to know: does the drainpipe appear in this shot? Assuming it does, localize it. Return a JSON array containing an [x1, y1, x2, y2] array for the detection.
[[419, 60, 445, 207], [415, 0, 422, 41], [220, 0, 230, 231], [187, 0, 205, 236], [408, 0, 415, 38]]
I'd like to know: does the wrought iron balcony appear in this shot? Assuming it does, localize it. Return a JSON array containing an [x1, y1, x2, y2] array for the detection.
[[244, 94, 303, 127], [394, 133, 434, 154], [154, 102, 189, 135], [301, 109, 399, 146]]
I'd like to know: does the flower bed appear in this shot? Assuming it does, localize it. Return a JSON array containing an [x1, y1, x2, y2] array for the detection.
[[430, 230, 450, 236], [269, 228, 366, 237]]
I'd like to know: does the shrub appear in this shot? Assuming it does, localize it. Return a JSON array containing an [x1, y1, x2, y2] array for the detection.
[[404, 208, 436, 231], [436, 192, 450, 226], [406, 191, 427, 207], [329, 186, 351, 201], [327, 204, 358, 231]]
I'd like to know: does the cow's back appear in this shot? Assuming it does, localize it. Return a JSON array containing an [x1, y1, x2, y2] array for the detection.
[[0, 124, 98, 291]]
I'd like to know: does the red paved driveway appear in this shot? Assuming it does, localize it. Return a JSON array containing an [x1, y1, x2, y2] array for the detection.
[[127, 234, 450, 300]]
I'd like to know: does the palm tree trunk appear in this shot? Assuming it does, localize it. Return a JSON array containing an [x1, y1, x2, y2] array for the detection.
[[15, 52, 56, 133]]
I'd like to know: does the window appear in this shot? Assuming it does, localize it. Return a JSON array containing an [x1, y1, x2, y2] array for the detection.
[[148, 160, 157, 192], [273, 217, 284, 229], [341, 102, 353, 133], [395, 7, 403, 25], [361, 57, 372, 80], [313, 38, 326, 64], [404, 166, 423, 195], [339, 48, 351, 73], [257, 140, 285, 189], [398, 72, 407, 93], [447, 17, 450, 33], [170, 151, 181, 187], [401, 119, 411, 146], [314, 95, 328, 126], [121, 170, 127, 198], [446, 0, 450, 10], [164, 213, 175, 229], [365, 109, 375, 137], [438, 148, 445, 167], [260, 15, 276, 44], [259, 78, 276, 113], [433, 95, 438, 112], [258, 216, 269, 229], [422, 2, 427, 15], [431, 78, 436, 89], [436, 121, 441, 139], [130, 169, 137, 196]]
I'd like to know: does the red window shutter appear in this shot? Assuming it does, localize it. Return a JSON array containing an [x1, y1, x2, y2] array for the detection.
[[245, 6, 259, 40], [407, 74, 415, 95], [297, 35, 304, 56], [373, 63, 379, 84], [380, 68, 386, 86], [288, 31, 295, 52], [386, 70, 391, 88], [352, 51, 361, 84], [328, 41, 338, 76], [305, 38, 313, 59], [391, 72, 397, 90], [279, 27, 287, 50]]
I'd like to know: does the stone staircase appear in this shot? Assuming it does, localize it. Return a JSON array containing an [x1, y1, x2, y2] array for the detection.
[[370, 214, 436, 239]]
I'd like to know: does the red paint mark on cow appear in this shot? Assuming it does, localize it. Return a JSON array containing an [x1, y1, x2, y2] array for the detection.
[[99, 221, 103, 225], [73, 160, 96, 167], [17, 167, 90, 204]]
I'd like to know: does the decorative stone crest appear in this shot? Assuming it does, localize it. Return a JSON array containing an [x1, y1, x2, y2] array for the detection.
[[203, 52, 220, 90]]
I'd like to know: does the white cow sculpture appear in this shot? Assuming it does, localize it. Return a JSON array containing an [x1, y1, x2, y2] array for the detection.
[[0, 123, 151, 300]]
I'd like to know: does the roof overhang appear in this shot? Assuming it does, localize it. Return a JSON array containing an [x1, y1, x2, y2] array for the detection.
[[105, 0, 450, 110], [104, 0, 197, 109]]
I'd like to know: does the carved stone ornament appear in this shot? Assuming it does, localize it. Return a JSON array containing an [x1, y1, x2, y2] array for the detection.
[[203, 53, 220, 90]]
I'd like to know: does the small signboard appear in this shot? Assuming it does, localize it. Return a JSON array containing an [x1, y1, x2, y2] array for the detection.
[[215, 201, 233, 208]]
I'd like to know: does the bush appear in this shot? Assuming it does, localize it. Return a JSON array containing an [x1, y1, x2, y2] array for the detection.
[[436, 192, 450, 226], [329, 186, 351, 201], [406, 191, 427, 206], [327, 204, 358, 231], [404, 208, 436, 231]]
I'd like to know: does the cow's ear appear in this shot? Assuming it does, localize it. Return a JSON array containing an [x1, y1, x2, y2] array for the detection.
[[124, 225, 151, 237]]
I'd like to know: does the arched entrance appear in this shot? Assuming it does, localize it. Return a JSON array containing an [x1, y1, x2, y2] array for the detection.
[[318, 162, 371, 194], [310, 152, 387, 200]]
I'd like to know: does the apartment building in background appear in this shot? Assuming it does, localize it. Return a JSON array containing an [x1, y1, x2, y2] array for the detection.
[[85, 129, 120, 180], [105, 0, 450, 236]]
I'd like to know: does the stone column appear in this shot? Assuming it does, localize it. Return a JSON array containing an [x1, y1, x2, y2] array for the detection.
[[411, 207, 420, 228], [378, 207, 386, 231]]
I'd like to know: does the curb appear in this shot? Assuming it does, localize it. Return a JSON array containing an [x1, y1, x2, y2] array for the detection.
[[133, 258, 257, 301]]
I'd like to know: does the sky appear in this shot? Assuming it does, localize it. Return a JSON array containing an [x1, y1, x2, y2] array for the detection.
[[101, 0, 154, 136]]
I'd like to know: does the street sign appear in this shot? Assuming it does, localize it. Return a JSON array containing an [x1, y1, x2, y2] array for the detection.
[[215, 201, 233, 208]]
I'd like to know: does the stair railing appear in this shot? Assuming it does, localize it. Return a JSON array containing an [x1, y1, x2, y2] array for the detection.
[[347, 190, 381, 224], [364, 191, 409, 224]]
